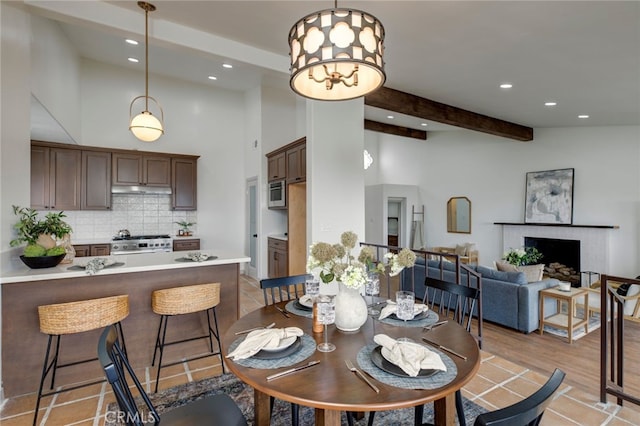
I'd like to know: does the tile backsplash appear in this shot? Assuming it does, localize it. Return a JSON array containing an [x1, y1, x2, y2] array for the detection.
[[60, 194, 197, 241]]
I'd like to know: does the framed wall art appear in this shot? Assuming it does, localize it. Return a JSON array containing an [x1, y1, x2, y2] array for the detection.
[[524, 168, 574, 224]]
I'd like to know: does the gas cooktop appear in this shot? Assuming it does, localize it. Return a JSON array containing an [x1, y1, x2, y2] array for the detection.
[[112, 234, 171, 241]]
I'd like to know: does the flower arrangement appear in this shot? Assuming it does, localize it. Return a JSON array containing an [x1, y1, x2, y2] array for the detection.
[[307, 231, 417, 289], [502, 247, 543, 266]]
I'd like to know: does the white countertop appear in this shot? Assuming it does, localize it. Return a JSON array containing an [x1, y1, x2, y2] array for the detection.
[[268, 234, 288, 241], [0, 250, 250, 284]]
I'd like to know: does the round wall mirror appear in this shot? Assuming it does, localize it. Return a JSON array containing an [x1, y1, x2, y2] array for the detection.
[[447, 197, 471, 234]]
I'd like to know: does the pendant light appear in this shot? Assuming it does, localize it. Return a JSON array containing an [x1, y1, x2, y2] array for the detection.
[[288, 1, 386, 101], [129, 1, 164, 142]]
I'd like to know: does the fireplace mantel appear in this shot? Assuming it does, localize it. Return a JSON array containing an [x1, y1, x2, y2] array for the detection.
[[494, 222, 619, 229]]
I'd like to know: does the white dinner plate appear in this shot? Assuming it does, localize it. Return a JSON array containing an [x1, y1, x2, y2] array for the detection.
[[298, 295, 314, 309], [76, 258, 117, 268], [260, 335, 298, 352]]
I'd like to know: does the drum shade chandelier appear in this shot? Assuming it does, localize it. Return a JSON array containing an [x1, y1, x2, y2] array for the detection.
[[288, 1, 386, 101], [129, 1, 164, 142]]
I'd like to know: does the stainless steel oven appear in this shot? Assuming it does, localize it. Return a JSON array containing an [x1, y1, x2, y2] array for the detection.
[[268, 180, 286, 208], [111, 235, 172, 255]]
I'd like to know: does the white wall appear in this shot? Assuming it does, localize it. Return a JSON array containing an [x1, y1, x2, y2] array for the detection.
[[30, 15, 81, 144], [368, 125, 640, 277]]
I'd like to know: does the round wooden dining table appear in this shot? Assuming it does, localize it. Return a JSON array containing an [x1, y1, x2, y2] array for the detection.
[[223, 301, 480, 426]]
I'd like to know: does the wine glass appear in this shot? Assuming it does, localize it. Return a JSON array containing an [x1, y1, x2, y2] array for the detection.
[[395, 290, 415, 342], [316, 295, 336, 352], [365, 273, 380, 315]]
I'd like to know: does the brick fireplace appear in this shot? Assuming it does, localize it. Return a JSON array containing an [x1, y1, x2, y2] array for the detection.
[[498, 223, 616, 287]]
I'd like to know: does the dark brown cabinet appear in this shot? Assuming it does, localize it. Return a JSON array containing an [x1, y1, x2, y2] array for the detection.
[[268, 237, 288, 278], [173, 238, 200, 251], [286, 141, 306, 183], [112, 153, 171, 187], [81, 151, 111, 210], [172, 157, 197, 210], [73, 244, 111, 257], [31, 145, 82, 210], [267, 152, 286, 182]]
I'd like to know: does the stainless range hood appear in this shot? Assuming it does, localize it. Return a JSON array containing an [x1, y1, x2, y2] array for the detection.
[[111, 185, 172, 195]]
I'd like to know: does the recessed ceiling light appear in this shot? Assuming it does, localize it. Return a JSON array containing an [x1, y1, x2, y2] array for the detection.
[[125, 39, 139, 45], [222, 63, 233, 69], [499, 83, 513, 89], [127, 57, 139, 63], [208, 76, 217, 80], [578, 115, 590, 119], [387, 115, 394, 119], [545, 102, 557, 107], [421, 123, 428, 127]]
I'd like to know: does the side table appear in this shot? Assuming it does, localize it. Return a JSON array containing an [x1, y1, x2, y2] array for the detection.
[[539, 287, 589, 344]]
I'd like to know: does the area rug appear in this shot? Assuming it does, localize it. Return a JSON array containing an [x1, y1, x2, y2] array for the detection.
[[543, 311, 600, 341], [106, 373, 487, 425]]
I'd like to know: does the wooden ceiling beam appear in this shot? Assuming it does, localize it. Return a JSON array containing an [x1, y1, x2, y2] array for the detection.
[[365, 87, 533, 141], [364, 119, 427, 140]]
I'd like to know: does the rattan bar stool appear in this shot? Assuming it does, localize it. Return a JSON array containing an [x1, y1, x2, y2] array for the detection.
[[151, 282, 224, 392], [34, 294, 129, 426]]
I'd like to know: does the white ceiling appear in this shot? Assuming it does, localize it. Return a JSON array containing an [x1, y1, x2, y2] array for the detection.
[[26, 1, 640, 138]]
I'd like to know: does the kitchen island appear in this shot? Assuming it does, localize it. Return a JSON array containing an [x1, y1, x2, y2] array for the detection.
[[0, 250, 249, 397]]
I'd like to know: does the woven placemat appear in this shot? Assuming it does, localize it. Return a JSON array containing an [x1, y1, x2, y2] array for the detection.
[[285, 300, 313, 318], [227, 334, 316, 369], [356, 343, 457, 390], [378, 309, 439, 328]]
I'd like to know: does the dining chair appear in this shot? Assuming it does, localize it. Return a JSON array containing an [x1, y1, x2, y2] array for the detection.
[[259, 273, 310, 426], [474, 368, 565, 425], [98, 325, 247, 426], [260, 273, 310, 306], [416, 277, 481, 426]]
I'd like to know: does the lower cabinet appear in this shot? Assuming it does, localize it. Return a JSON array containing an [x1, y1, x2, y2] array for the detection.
[[73, 244, 111, 257], [268, 238, 288, 278], [173, 238, 200, 252]]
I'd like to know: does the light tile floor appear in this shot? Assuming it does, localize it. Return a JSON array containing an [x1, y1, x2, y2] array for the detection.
[[1, 275, 639, 425]]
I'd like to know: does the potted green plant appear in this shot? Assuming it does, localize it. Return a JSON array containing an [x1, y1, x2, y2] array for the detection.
[[10, 205, 73, 268], [174, 220, 195, 236]]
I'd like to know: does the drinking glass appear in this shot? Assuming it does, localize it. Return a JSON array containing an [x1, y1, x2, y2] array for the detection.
[[316, 295, 336, 352], [365, 273, 381, 315], [395, 290, 415, 342]]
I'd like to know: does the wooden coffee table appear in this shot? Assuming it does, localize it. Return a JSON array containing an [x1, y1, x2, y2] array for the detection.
[[539, 286, 589, 344]]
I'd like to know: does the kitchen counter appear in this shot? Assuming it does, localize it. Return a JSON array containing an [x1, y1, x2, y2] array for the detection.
[[1, 250, 249, 397], [0, 250, 249, 284], [268, 234, 288, 241]]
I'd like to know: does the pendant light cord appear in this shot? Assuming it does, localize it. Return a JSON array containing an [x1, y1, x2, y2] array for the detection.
[[144, 5, 149, 112]]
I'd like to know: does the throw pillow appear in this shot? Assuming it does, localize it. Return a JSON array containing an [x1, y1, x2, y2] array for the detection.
[[517, 264, 545, 282], [496, 261, 518, 273], [476, 265, 528, 284], [455, 244, 467, 256]]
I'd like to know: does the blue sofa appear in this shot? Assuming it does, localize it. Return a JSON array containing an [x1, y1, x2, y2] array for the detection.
[[401, 258, 560, 333]]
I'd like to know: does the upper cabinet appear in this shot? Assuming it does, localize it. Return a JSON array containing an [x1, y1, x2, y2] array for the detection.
[[112, 153, 171, 187], [81, 151, 111, 210], [286, 141, 306, 184], [172, 157, 197, 210], [267, 152, 286, 182], [31, 144, 82, 210]]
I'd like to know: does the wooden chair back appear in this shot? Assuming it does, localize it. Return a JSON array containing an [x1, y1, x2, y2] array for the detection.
[[260, 274, 310, 306], [474, 369, 565, 426], [423, 277, 479, 332]]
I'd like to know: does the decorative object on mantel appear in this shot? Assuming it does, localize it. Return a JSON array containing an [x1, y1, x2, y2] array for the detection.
[[307, 231, 416, 331], [10, 205, 72, 269], [288, 0, 386, 101], [129, 1, 164, 142], [524, 168, 574, 225]]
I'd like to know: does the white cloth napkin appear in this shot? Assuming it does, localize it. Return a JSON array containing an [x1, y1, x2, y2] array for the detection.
[[374, 334, 447, 377], [379, 300, 429, 320], [226, 327, 303, 360]]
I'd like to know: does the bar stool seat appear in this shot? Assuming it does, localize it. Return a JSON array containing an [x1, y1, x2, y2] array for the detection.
[[34, 294, 129, 426], [151, 282, 224, 392]]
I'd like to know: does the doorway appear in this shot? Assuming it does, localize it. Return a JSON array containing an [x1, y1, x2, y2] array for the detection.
[[246, 178, 258, 278], [387, 198, 404, 248]]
